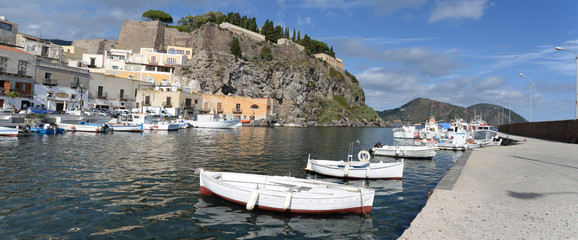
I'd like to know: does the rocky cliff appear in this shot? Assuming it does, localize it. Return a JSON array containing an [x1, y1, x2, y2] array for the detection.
[[151, 22, 383, 127]]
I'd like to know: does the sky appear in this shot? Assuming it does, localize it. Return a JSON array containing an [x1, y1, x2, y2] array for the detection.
[[3, 0, 578, 122]]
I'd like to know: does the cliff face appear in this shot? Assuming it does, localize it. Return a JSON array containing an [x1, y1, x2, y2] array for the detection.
[[160, 23, 381, 127]]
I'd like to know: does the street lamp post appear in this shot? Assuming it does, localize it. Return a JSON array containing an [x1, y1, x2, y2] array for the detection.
[[555, 47, 578, 120], [79, 83, 85, 116], [519, 73, 532, 122]]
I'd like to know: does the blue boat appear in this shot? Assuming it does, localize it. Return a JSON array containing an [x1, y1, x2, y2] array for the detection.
[[30, 127, 65, 135]]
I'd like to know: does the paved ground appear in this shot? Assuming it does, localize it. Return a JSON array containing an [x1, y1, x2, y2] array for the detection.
[[399, 135, 578, 240]]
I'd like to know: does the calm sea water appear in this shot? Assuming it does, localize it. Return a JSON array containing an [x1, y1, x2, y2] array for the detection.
[[0, 127, 461, 239]]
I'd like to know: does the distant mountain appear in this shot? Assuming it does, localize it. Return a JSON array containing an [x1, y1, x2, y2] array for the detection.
[[377, 98, 527, 126], [42, 39, 72, 46]]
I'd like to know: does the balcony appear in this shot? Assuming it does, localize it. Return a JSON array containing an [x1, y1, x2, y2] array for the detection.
[[97, 92, 108, 99], [162, 102, 172, 108], [118, 94, 128, 101], [232, 108, 243, 114], [216, 107, 224, 113], [42, 78, 58, 86], [71, 82, 80, 88]]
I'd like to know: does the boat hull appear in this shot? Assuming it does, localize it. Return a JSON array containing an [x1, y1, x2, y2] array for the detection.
[[199, 170, 374, 214], [60, 123, 105, 132], [372, 145, 436, 158], [192, 119, 240, 129], [308, 160, 404, 180], [0, 126, 18, 137]]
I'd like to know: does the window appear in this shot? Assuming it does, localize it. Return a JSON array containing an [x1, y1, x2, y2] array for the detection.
[[194, 99, 198, 105], [45, 72, 52, 79], [251, 104, 260, 109], [18, 61, 27, 75], [0, 57, 6, 73], [165, 58, 176, 65], [185, 98, 192, 107], [168, 48, 175, 54], [236, 103, 241, 110], [90, 58, 96, 67], [186, 51, 191, 55], [0, 22, 12, 31], [166, 97, 172, 106], [177, 50, 184, 54], [119, 89, 124, 99], [147, 78, 154, 83], [150, 56, 157, 63], [41, 46, 49, 56], [98, 86, 103, 97], [112, 66, 118, 70], [145, 96, 150, 105]]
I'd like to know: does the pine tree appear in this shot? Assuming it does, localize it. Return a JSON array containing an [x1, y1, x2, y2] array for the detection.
[[284, 27, 290, 39], [230, 38, 242, 60], [297, 30, 301, 41], [292, 28, 296, 41]]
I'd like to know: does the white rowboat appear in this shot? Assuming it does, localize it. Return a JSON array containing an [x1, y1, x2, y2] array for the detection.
[[372, 145, 436, 158], [306, 158, 404, 180], [199, 169, 375, 214]]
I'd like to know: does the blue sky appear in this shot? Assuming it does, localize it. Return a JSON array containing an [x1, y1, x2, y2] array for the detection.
[[3, 0, 578, 122]]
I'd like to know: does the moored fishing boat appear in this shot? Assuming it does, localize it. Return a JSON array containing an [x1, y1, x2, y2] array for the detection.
[[198, 169, 375, 214], [305, 141, 404, 179], [189, 114, 240, 129], [0, 126, 18, 137], [371, 143, 436, 158], [59, 122, 110, 133]]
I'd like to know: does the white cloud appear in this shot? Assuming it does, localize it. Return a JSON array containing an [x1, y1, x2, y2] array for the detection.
[[297, 16, 312, 25], [428, 0, 489, 23]]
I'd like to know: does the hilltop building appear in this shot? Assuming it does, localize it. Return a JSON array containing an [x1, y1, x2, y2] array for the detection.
[[313, 53, 344, 70]]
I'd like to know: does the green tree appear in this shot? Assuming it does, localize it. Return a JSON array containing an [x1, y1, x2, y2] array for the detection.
[[230, 38, 242, 60], [260, 46, 273, 61], [284, 27, 290, 39], [297, 30, 301, 41], [292, 28, 296, 41], [142, 10, 173, 24]]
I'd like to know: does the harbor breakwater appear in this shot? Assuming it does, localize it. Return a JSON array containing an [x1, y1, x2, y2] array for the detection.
[[498, 119, 578, 143]]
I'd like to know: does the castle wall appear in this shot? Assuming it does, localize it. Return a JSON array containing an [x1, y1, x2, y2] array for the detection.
[[117, 20, 164, 53], [72, 39, 116, 54]]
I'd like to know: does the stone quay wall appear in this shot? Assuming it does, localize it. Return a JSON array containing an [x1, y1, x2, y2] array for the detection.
[[499, 119, 578, 143]]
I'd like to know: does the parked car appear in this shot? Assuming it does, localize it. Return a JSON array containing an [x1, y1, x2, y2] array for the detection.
[[84, 109, 105, 116], [65, 107, 83, 116], [26, 106, 58, 114]]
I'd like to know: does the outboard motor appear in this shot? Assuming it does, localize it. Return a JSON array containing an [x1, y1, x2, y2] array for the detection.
[[102, 123, 113, 133]]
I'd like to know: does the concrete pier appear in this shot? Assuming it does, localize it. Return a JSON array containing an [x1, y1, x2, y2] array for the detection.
[[399, 135, 578, 239]]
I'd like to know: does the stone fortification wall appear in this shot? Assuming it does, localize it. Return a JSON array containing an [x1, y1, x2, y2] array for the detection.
[[219, 22, 265, 42], [117, 20, 164, 53], [72, 39, 116, 54], [499, 120, 578, 143], [164, 28, 194, 50]]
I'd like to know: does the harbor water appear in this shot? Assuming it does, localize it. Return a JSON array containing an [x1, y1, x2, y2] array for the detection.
[[0, 127, 461, 239]]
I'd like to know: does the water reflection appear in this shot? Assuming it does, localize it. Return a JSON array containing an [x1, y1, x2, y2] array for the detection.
[[195, 196, 376, 239], [0, 127, 461, 239]]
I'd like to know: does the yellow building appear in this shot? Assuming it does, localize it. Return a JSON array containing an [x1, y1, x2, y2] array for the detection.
[[166, 45, 193, 61], [199, 94, 274, 120]]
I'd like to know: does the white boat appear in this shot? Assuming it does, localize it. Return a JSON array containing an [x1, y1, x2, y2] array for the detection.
[[0, 126, 18, 137], [59, 122, 110, 133], [189, 114, 240, 129], [419, 118, 444, 140], [120, 114, 179, 131], [436, 132, 469, 151], [306, 141, 404, 179], [198, 169, 375, 214], [392, 125, 419, 139], [108, 123, 144, 132], [372, 144, 436, 158], [306, 158, 404, 180]]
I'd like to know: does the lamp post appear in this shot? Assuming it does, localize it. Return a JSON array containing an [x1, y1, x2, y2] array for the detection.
[[555, 47, 578, 120], [519, 73, 532, 122], [79, 83, 85, 116]]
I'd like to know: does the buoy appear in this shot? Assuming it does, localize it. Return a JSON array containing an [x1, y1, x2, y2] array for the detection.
[[70, 125, 75, 130], [344, 163, 350, 177], [358, 150, 371, 162], [395, 148, 400, 156], [246, 190, 259, 210], [283, 192, 292, 210]]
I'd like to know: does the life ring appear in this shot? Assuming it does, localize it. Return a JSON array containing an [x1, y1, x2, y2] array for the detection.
[[358, 150, 371, 162]]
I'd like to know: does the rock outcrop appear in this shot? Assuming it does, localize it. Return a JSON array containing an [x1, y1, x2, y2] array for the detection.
[[120, 21, 383, 127]]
